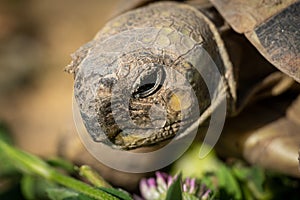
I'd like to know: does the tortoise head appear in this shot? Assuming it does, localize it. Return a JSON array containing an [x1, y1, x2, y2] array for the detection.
[[67, 2, 232, 150], [72, 39, 202, 149]]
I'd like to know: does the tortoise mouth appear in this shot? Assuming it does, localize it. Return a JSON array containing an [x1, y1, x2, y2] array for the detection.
[[99, 115, 198, 150], [113, 123, 179, 149]]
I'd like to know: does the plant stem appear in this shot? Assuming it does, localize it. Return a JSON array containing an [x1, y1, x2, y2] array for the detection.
[[0, 139, 119, 200]]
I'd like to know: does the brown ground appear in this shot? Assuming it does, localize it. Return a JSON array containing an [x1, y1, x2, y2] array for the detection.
[[0, 0, 121, 155]]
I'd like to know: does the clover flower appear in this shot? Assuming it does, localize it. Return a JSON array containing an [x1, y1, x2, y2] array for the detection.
[[136, 172, 211, 200]]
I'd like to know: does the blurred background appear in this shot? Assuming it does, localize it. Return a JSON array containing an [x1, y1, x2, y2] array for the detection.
[[0, 0, 122, 156], [1, 1, 300, 199]]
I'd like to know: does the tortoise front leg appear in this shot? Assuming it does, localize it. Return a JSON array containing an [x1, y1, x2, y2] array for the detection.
[[216, 91, 300, 177]]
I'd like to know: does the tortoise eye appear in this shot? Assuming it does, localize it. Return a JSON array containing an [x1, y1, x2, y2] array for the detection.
[[133, 67, 164, 98]]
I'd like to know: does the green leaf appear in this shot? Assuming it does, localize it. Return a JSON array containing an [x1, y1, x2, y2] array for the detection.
[[21, 175, 57, 200], [216, 164, 242, 199], [79, 165, 111, 188], [0, 140, 119, 200], [244, 168, 267, 199], [98, 187, 132, 200], [20, 175, 36, 200], [232, 163, 273, 199], [0, 124, 18, 177], [46, 188, 94, 200], [165, 173, 182, 200]]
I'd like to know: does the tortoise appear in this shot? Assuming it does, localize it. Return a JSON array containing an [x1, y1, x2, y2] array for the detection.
[[65, 0, 300, 177]]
